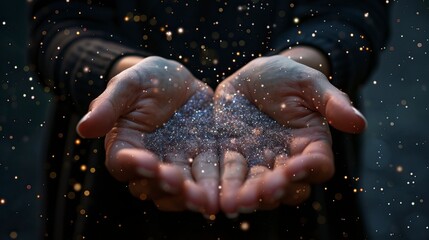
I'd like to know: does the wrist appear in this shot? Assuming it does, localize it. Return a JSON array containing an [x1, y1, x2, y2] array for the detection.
[[279, 46, 331, 79], [108, 55, 145, 79]]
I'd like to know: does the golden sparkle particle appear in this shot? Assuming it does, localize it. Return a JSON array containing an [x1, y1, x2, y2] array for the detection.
[[240, 221, 250, 231], [9, 232, 18, 239], [73, 183, 82, 192]]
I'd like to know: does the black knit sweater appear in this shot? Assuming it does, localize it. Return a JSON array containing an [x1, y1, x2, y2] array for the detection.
[[29, 0, 389, 112]]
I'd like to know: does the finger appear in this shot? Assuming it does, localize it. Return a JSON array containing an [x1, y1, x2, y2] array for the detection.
[[324, 92, 367, 133], [192, 151, 220, 214], [164, 152, 210, 213], [106, 148, 160, 182], [286, 126, 332, 157], [158, 163, 186, 195], [76, 73, 140, 138], [252, 167, 311, 208], [284, 140, 335, 184], [260, 166, 288, 205], [164, 153, 193, 180], [220, 151, 247, 217], [311, 80, 367, 134], [237, 165, 268, 213], [183, 180, 208, 213], [129, 164, 202, 212]]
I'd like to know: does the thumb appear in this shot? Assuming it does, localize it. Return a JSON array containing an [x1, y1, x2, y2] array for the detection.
[[76, 79, 133, 138], [323, 90, 367, 134]]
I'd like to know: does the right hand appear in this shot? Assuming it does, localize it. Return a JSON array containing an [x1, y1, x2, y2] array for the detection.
[[76, 56, 219, 215], [214, 55, 367, 216]]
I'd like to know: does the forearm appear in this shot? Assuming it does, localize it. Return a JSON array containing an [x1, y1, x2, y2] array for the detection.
[[29, 0, 148, 112], [272, 0, 390, 93], [108, 56, 146, 80]]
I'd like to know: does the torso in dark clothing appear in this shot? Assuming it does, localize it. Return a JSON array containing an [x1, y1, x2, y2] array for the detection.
[[117, 1, 285, 88]]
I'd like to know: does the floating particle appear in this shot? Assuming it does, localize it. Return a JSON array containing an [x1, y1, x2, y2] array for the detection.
[[9, 232, 18, 239], [396, 165, 403, 172], [73, 183, 82, 191], [293, 17, 299, 24], [240, 221, 250, 231], [80, 164, 87, 171]]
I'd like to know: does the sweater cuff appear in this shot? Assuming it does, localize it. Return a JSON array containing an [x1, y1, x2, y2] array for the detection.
[[271, 20, 373, 94], [61, 37, 148, 113]]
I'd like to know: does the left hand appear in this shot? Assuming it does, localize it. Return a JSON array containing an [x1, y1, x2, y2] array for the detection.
[[215, 55, 367, 217]]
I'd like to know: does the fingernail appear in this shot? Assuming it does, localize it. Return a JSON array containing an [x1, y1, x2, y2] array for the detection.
[[79, 111, 92, 124], [352, 107, 368, 127], [76, 127, 85, 138], [137, 167, 155, 178], [291, 171, 307, 182], [226, 212, 239, 219], [76, 111, 91, 138], [160, 181, 178, 194]]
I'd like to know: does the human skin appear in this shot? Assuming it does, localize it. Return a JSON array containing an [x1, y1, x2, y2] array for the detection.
[[76, 56, 220, 214], [216, 48, 367, 216], [76, 46, 367, 216]]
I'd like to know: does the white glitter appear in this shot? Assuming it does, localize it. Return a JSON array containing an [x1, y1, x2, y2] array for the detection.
[[142, 90, 216, 160], [215, 93, 290, 167], [142, 90, 291, 168]]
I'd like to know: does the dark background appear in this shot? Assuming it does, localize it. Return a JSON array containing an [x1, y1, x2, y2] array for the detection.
[[1, 0, 428, 239], [359, 1, 429, 239]]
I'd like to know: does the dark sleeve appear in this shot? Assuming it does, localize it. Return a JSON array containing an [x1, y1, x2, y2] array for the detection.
[[272, 0, 390, 93], [28, 0, 149, 112]]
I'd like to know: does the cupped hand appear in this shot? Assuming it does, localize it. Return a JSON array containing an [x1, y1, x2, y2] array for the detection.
[[215, 55, 367, 217], [76, 56, 219, 215]]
